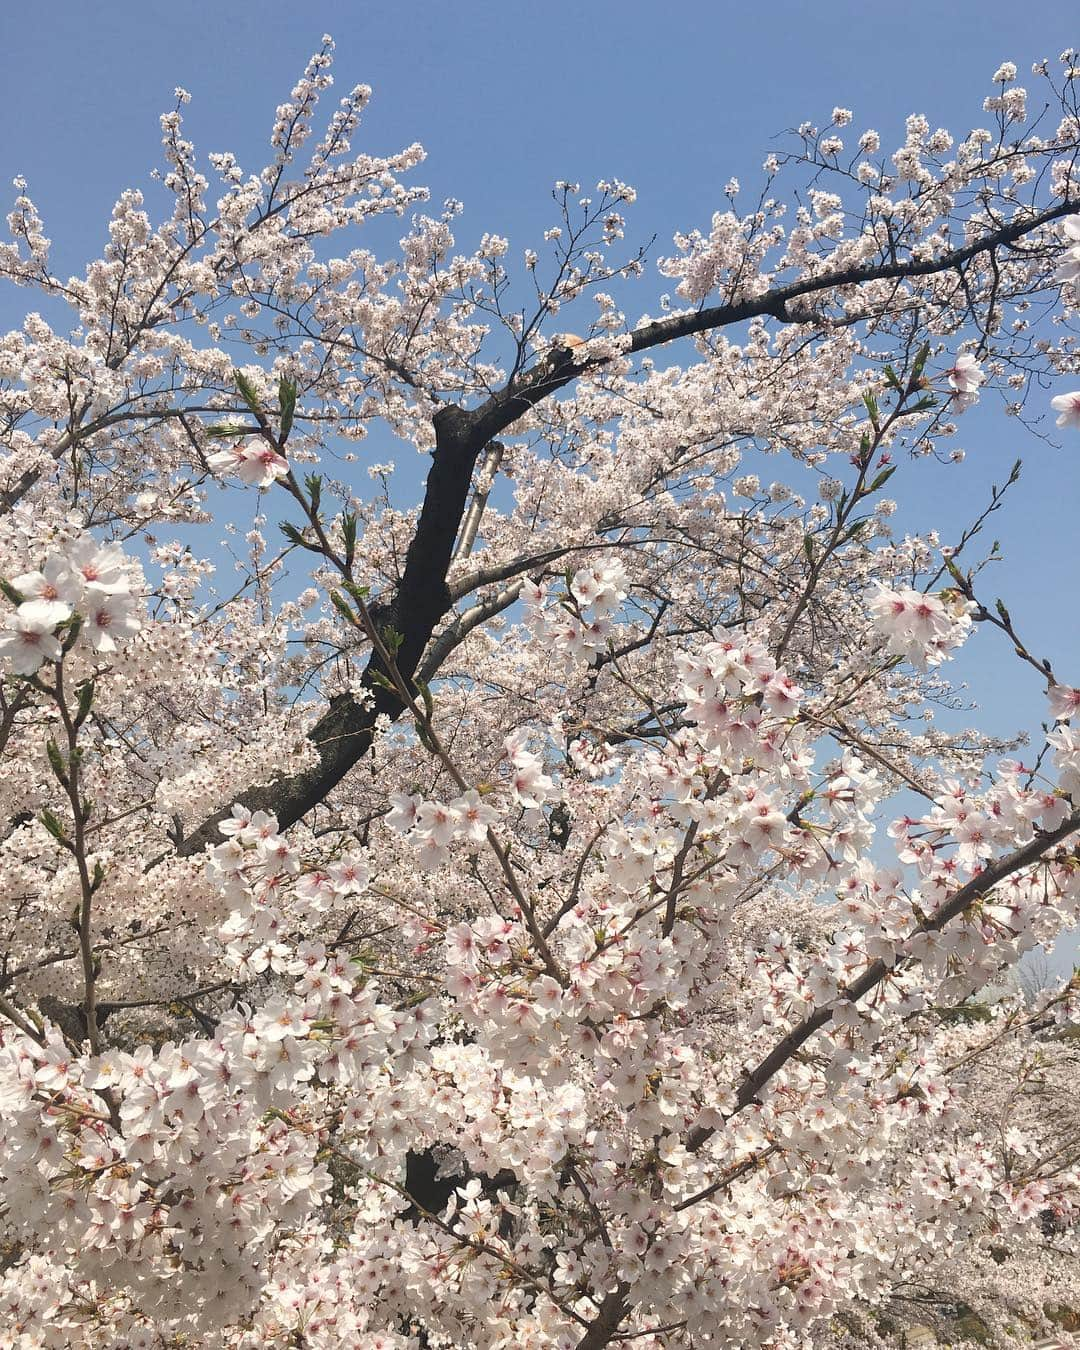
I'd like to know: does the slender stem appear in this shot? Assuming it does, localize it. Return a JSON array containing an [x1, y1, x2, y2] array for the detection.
[[356, 597, 566, 983], [52, 661, 103, 1055]]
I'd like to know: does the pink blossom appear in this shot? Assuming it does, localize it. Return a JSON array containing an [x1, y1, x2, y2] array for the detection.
[[449, 788, 499, 844], [1053, 214, 1080, 285], [82, 591, 141, 652], [66, 539, 130, 594], [385, 791, 421, 832], [1048, 683, 1080, 721], [0, 601, 65, 673], [12, 556, 81, 609], [208, 439, 289, 488], [1050, 389, 1080, 428], [946, 351, 983, 391]]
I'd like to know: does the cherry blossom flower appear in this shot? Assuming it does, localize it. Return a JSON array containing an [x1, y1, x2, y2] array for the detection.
[[328, 855, 370, 892], [867, 583, 973, 667], [449, 788, 499, 844], [0, 601, 65, 673], [1053, 214, 1080, 286], [504, 730, 555, 808], [66, 538, 131, 594], [1050, 389, 1080, 428], [82, 591, 141, 652], [945, 351, 984, 411], [414, 799, 456, 847], [11, 556, 81, 609], [1049, 683, 1080, 721], [385, 791, 421, 832], [208, 439, 289, 488]]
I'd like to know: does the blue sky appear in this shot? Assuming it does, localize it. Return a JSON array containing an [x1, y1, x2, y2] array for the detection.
[[1, 3, 1078, 967]]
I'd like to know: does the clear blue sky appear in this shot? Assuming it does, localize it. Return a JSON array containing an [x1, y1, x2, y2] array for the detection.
[[1, 2, 1078, 972]]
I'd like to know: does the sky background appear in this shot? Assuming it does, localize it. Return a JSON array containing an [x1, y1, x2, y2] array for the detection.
[[1, 3, 1078, 972]]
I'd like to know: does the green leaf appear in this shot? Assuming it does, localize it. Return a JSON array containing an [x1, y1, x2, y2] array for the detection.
[[46, 739, 68, 784], [304, 473, 322, 514], [41, 808, 67, 843], [803, 535, 815, 562], [61, 614, 83, 654], [91, 860, 107, 892], [0, 579, 25, 606], [75, 679, 95, 727], [883, 364, 902, 392], [234, 370, 262, 415], [862, 390, 880, 426], [343, 580, 370, 606], [341, 511, 358, 567], [350, 947, 377, 974], [912, 341, 931, 381], [278, 376, 297, 442], [381, 625, 403, 655], [867, 464, 897, 492], [330, 591, 360, 627], [279, 521, 318, 551]]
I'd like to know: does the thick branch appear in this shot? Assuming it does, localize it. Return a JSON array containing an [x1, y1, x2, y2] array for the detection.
[[178, 202, 1075, 854], [177, 403, 484, 853], [688, 805, 1080, 1152], [466, 199, 1077, 450]]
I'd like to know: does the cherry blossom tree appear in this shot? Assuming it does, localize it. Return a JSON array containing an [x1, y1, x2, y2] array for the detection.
[[2, 38, 1080, 1348]]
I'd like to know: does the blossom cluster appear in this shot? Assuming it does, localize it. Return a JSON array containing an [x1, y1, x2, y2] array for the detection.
[[2, 42, 1080, 1350], [944, 351, 985, 412], [867, 582, 974, 668], [522, 557, 629, 669], [0, 536, 142, 675], [208, 436, 290, 489], [0, 818, 410, 1344], [384, 786, 502, 871]]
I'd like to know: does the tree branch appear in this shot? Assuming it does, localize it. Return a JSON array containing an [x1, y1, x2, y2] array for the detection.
[[177, 201, 1076, 854]]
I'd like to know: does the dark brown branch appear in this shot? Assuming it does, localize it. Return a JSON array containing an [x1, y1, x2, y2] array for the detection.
[[177, 201, 1076, 855], [469, 198, 1077, 450], [687, 805, 1080, 1153], [177, 403, 485, 852], [570, 809, 1080, 1349]]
